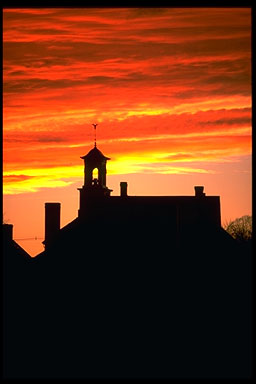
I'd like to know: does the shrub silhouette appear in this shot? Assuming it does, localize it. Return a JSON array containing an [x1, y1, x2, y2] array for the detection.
[[224, 215, 252, 243]]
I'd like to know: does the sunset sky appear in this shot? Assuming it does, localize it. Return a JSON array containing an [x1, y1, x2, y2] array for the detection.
[[3, 7, 252, 256]]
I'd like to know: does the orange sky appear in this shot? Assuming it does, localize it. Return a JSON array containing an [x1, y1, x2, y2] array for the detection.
[[3, 7, 252, 256]]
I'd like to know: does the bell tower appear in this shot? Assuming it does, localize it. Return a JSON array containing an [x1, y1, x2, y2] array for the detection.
[[78, 124, 112, 218]]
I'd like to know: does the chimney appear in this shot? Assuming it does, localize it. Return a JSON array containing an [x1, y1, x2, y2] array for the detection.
[[3, 224, 13, 243], [194, 186, 205, 197], [44, 203, 61, 249], [120, 182, 128, 197]]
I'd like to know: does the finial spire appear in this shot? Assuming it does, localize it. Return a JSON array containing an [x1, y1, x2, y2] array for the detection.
[[92, 123, 98, 147]]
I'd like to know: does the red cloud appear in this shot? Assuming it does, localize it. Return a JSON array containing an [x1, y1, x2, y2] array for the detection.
[[3, 8, 251, 182]]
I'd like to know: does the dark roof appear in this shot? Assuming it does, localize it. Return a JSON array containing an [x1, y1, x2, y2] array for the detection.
[[80, 146, 110, 161], [3, 239, 32, 262]]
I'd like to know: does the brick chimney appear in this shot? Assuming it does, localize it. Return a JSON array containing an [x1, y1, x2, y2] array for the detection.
[[194, 186, 205, 197], [120, 182, 128, 197], [44, 203, 61, 249]]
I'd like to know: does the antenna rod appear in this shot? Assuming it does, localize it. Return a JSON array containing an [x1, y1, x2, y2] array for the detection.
[[92, 123, 98, 147]]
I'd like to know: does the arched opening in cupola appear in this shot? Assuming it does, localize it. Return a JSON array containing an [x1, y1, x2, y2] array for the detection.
[[92, 168, 99, 184]]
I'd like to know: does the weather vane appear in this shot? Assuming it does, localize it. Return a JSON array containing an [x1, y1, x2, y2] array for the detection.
[[92, 123, 98, 147]]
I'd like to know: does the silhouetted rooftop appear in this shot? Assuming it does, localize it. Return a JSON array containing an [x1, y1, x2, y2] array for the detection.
[[80, 146, 110, 161]]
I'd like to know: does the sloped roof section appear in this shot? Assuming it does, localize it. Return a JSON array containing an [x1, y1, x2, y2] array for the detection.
[[80, 146, 110, 161]]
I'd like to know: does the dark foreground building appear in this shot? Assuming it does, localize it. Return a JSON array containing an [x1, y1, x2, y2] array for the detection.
[[3, 144, 252, 379]]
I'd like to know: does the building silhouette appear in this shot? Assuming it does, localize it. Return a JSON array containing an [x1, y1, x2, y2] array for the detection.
[[40, 143, 226, 257], [3, 143, 252, 379]]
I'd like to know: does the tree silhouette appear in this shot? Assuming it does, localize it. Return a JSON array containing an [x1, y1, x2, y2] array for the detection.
[[224, 215, 252, 243]]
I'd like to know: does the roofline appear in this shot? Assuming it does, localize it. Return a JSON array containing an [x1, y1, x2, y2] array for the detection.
[[80, 155, 110, 160]]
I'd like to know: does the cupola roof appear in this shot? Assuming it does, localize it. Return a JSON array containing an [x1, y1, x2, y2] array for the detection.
[[80, 146, 110, 161]]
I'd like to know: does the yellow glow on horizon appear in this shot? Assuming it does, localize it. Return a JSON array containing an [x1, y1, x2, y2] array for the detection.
[[108, 154, 216, 175], [3, 134, 251, 196], [3, 153, 216, 195], [3, 166, 82, 194], [3, 179, 74, 195]]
